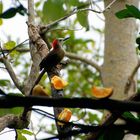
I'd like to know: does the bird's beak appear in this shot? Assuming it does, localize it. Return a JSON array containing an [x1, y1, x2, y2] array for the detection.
[[62, 36, 70, 42]]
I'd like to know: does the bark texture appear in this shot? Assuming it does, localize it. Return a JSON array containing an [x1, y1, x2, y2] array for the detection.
[[102, 0, 138, 139]]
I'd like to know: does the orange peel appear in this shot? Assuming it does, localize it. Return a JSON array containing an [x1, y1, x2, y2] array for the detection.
[[58, 108, 72, 125], [91, 86, 113, 99], [51, 75, 68, 90], [32, 85, 49, 96]]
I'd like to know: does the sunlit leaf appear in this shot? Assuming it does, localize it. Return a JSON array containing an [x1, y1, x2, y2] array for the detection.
[[0, 79, 10, 87], [0, 107, 23, 117], [43, 0, 65, 23], [35, 1, 41, 8], [0, 1, 3, 13], [21, 129, 33, 136], [4, 41, 16, 49], [0, 18, 3, 25], [77, 11, 89, 30], [17, 130, 27, 140], [4, 41, 19, 57]]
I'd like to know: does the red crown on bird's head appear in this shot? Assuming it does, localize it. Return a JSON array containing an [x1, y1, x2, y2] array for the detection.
[[52, 39, 59, 49]]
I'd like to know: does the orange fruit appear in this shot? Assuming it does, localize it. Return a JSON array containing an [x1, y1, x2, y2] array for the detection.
[[51, 75, 68, 90], [91, 86, 113, 99], [32, 85, 49, 96], [58, 108, 72, 125]]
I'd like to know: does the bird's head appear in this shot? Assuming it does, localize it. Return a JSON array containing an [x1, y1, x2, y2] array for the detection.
[[52, 36, 70, 49]]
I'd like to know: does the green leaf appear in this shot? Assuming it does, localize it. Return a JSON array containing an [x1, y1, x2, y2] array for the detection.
[[17, 130, 27, 140], [21, 129, 33, 136], [123, 111, 135, 119], [69, 0, 80, 6], [35, 1, 41, 8], [77, 11, 89, 30], [0, 8, 17, 19], [43, 0, 65, 23], [136, 37, 140, 45], [0, 2, 3, 13], [16, 4, 27, 16], [115, 9, 133, 19], [122, 111, 140, 123], [125, 4, 140, 19], [0, 107, 23, 117], [4, 41, 16, 49], [4, 41, 18, 57], [0, 93, 24, 117], [0, 79, 10, 87], [115, 5, 140, 19], [0, 18, 3, 25]]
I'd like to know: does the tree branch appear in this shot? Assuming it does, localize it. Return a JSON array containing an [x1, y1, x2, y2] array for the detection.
[[0, 94, 140, 111], [0, 58, 23, 93], [86, 91, 140, 140], [0, 114, 29, 132], [39, 8, 101, 34], [23, 23, 49, 95], [65, 52, 101, 72], [124, 60, 140, 94]]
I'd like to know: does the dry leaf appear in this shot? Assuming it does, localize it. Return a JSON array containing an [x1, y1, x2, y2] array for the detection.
[[51, 75, 68, 90], [91, 86, 113, 98]]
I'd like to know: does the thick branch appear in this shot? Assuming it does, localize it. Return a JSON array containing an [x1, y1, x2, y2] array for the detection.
[[65, 52, 101, 72], [24, 24, 48, 95], [0, 95, 140, 111], [0, 114, 29, 132], [0, 58, 23, 92]]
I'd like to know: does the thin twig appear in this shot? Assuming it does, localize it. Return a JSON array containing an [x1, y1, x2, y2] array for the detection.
[[5, 39, 29, 56], [124, 60, 140, 94], [103, 0, 117, 12], [0, 58, 23, 93], [40, 0, 117, 34], [40, 8, 101, 34], [29, 69, 46, 96], [65, 52, 101, 73], [0, 42, 6, 58]]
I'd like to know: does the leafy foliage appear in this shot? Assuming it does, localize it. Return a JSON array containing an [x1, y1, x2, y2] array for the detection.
[[115, 4, 140, 19], [0, 4, 27, 19], [0, 93, 24, 117], [17, 129, 33, 140], [0, 0, 103, 139]]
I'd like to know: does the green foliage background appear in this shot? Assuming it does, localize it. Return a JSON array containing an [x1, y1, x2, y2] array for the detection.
[[0, 0, 104, 139]]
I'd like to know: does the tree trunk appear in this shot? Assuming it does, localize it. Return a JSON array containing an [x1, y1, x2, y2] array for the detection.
[[102, 0, 138, 139]]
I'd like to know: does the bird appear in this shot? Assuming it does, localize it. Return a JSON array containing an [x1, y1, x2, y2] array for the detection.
[[39, 36, 70, 71]]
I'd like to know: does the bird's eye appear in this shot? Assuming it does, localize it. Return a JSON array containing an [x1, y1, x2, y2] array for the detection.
[[59, 39, 63, 42]]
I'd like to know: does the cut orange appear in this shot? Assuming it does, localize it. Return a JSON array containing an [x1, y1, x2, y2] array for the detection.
[[58, 108, 72, 125], [91, 86, 113, 99], [51, 75, 68, 90], [32, 85, 49, 96]]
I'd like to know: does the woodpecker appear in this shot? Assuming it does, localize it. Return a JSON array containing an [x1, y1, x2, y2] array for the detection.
[[40, 37, 70, 71]]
